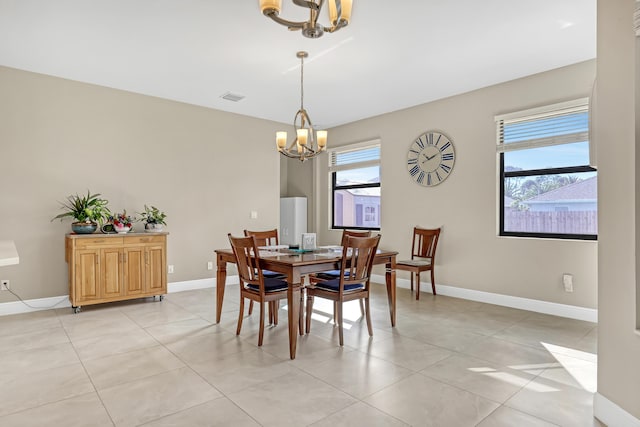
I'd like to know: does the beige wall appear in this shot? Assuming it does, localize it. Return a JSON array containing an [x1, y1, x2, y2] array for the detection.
[[0, 66, 283, 300], [293, 61, 598, 308], [596, 0, 640, 420]]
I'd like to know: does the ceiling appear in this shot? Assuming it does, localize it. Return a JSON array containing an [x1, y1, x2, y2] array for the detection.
[[0, 1, 596, 129]]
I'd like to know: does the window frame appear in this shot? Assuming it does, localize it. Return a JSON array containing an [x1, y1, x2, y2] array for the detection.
[[328, 140, 381, 231], [496, 99, 597, 241]]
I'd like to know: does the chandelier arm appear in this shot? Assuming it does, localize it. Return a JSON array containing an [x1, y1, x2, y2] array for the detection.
[[263, 12, 307, 29], [292, 0, 321, 11]]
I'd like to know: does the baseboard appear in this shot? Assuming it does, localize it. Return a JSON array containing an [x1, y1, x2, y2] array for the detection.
[[0, 275, 595, 322], [371, 274, 597, 323], [594, 393, 640, 427], [0, 276, 240, 317]]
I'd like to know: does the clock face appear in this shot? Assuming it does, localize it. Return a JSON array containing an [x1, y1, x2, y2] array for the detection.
[[407, 131, 456, 187]]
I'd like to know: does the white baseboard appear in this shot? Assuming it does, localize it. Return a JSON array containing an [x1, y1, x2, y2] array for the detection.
[[371, 274, 598, 323], [0, 275, 596, 323], [594, 393, 640, 427]]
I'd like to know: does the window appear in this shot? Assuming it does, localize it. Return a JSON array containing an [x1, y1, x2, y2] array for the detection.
[[329, 141, 381, 230], [496, 99, 597, 240]]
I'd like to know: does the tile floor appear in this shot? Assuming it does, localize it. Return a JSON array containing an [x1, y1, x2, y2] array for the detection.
[[0, 284, 604, 426]]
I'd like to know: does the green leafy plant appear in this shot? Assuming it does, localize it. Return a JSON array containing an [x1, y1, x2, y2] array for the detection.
[[51, 191, 111, 224], [138, 205, 167, 226]]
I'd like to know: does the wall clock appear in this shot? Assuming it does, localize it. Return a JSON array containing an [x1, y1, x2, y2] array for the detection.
[[407, 131, 456, 187]]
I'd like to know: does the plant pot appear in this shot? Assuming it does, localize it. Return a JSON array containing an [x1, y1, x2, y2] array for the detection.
[[145, 223, 163, 233], [113, 224, 131, 234], [71, 222, 97, 234]]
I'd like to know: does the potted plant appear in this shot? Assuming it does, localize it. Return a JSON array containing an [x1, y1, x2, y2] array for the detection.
[[111, 210, 135, 234], [52, 191, 111, 234], [138, 205, 167, 232]]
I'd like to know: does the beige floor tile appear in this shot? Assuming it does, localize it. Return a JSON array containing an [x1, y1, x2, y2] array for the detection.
[[144, 317, 221, 345], [141, 398, 260, 427], [505, 375, 596, 426], [0, 342, 79, 383], [190, 348, 294, 394], [0, 289, 600, 427], [310, 402, 409, 426], [364, 373, 499, 426], [0, 363, 94, 417], [165, 329, 252, 364], [84, 345, 185, 390], [0, 392, 113, 427], [363, 334, 452, 371], [120, 301, 198, 328], [0, 326, 69, 354], [227, 369, 357, 427], [0, 309, 62, 337], [98, 366, 221, 427], [300, 350, 412, 399], [72, 327, 159, 361], [420, 354, 536, 403], [477, 406, 559, 427], [61, 310, 142, 341], [460, 336, 559, 374]]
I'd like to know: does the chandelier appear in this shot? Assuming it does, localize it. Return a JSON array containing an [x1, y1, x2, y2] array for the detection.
[[275, 51, 327, 161], [259, 0, 353, 39]]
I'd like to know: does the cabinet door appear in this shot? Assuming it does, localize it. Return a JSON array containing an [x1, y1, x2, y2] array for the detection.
[[124, 247, 145, 296], [145, 245, 166, 293], [75, 249, 100, 302], [101, 248, 124, 298]]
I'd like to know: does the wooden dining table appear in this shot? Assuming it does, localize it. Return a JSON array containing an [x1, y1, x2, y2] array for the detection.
[[214, 247, 398, 359]]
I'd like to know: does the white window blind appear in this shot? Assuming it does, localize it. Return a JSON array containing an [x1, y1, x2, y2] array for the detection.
[[496, 98, 589, 153], [328, 140, 380, 172]]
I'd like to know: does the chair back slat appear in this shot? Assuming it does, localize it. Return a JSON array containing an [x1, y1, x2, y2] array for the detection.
[[228, 234, 263, 291], [340, 235, 381, 291], [340, 229, 371, 246], [244, 229, 279, 247], [411, 227, 440, 260]]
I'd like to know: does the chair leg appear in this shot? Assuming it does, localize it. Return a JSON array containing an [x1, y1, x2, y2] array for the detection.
[[337, 301, 344, 346], [274, 300, 279, 325], [248, 300, 254, 315], [299, 293, 304, 336], [333, 301, 338, 325], [236, 297, 245, 336], [268, 302, 273, 325], [359, 299, 365, 317], [415, 272, 420, 300], [364, 297, 373, 337], [410, 272, 414, 292], [305, 294, 314, 334], [431, 268, 436, 295], [258, 302, 265, 346]]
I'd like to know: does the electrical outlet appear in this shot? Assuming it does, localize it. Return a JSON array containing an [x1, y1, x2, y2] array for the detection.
[[0, 280, 9, 291], [207, 261, 213, 271], [168, 265, 174, 274], [563, 274, 573, 292]]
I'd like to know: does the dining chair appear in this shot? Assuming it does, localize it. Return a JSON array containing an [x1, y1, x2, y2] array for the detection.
[[305, 234, 381, 346], [228, 233, 289, 346], [395, 227, 441, 300], [244, 229, 287, 324], [309, 229, 371, 320]]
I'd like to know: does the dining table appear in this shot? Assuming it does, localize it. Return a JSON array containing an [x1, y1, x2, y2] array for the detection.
[[214, 247, 398, 359]]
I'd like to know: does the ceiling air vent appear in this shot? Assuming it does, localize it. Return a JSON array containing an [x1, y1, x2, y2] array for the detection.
[[220, 92, 245, 102]]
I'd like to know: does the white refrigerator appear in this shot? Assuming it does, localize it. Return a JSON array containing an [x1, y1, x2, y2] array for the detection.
[[280, 197, 307, 246]]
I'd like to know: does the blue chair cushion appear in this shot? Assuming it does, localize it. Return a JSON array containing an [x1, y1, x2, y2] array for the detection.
[[316, 270, 351, 280], [315, 278, 364, 292], [247, 278, 288, 292], [262, 269, 286, 279]]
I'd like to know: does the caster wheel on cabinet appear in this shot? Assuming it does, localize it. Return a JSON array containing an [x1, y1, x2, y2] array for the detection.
[[73, 306, 81, 314]]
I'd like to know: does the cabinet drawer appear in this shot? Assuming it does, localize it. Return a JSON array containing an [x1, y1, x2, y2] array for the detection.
[[124, 235, 165, 245], [75, 237, 124, 248]]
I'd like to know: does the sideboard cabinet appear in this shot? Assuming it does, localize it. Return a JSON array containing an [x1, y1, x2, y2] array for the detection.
[[65, 233, 168, 312]]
